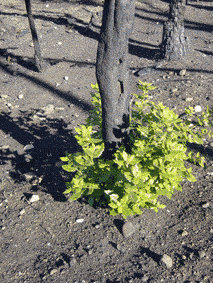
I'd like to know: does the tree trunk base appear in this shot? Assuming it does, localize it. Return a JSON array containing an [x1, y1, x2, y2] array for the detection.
[[160, 0, 190, 61], [161, 19, 190, 61]]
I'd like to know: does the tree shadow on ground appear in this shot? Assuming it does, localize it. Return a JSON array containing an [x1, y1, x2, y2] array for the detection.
[[195, 49, 213, 57], [0, 47, 97, 73], [0, 59, 95, 111], [0, 110, 81, 201]]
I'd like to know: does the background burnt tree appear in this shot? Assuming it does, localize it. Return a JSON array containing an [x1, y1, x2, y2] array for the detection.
[[96, 0, 136, 159], [25, 0, 47, 71], [161, 0, 189, 60]]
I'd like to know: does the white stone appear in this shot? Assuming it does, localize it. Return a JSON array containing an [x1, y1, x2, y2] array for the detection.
[[182, 230, 188, 237], [179, 69, 186, 76], [198, 250, 206, 258], [122, 222, 135, 238], [29, 195, 39, 203], [186, 97, 193, 102], [41, 104, 54, 114], [0, 94, 8, 99], [18, 94, 24, 99], [202, 202, 210, 208], [49, 269, 58, 275], [194, 105, 202, 112], [24, 144, 34, 151], [19, 209, 26, 215], [76, 218, 84, 223], [64, 76, 69, 81], [161, 254, 173, 268], [23, 173, 34, 181], [6, 103, 12, 108], [55, 107, 65, 111], [1, 145, 9, 150]]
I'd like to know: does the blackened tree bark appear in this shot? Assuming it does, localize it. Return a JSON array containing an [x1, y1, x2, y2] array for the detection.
[[161, 0, 189, 60], [96, 0, 136, 159], [25, 0, 47, 72]]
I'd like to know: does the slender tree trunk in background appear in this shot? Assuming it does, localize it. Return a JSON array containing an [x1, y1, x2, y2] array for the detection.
[[96, 0, 136, 159], [161, 0, 189, 60], [25, 0, 47, 71]]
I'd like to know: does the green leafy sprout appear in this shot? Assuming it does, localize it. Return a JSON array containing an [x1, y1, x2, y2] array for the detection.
[[61, 80, 213, 219]]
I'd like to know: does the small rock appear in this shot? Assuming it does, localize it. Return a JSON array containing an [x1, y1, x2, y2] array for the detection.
[[29, 42, 34, 47], [171, 88, 178, 92], [70, 258, 77, 265], [202, 202, 210, 208], [23, 173, 34, 181], [41, 104, 55, 114], [117, 243, 127, 253], [76, 218, 84, 223], [18, 94, 24, 99], [210, 227, 213, 233], [32, 114, 39, 120], [19, 209, 26, 215], [29, 194, 39, 203], [32, 177, 43, 186], [0, 94, 8, 99], [168, 71, 174, 75], [58, 42, 62, 45], [189, 252, 194, 259], [155, 62, 163, 69], [186, 97, 193, 102], [181, 231, 188, 237], [194, 105, 202, 112], [64, 76, 69, 81], [49, 268, 58, 275], [66, 28, 73, 33], [6, 103, 12, 108], [141, 275, 149, 282], [122, 221, 135, 238], [198, 250, 206, 258], [160, 254, 173, 268], [179, 69, 186, 76], [55, 107, 65, 111], [24, 144, 34, 151], [1, 145, 9, 150]]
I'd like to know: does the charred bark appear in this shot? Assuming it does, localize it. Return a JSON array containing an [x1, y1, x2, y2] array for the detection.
[[161, 0, 189, 60], [25, 0, 48, 72], [96, 0, 136, 159]]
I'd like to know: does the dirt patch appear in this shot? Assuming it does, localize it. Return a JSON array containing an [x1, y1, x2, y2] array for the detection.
[[0, 0, 213, 282]]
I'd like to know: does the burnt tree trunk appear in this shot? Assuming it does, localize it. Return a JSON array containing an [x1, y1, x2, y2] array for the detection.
[[96, 0, 136, 159], [25, 0, 47, 72], [161, 0, 189, 60]]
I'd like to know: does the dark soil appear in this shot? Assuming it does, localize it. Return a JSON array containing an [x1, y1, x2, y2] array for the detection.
[[0, 0, 213, 282]]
